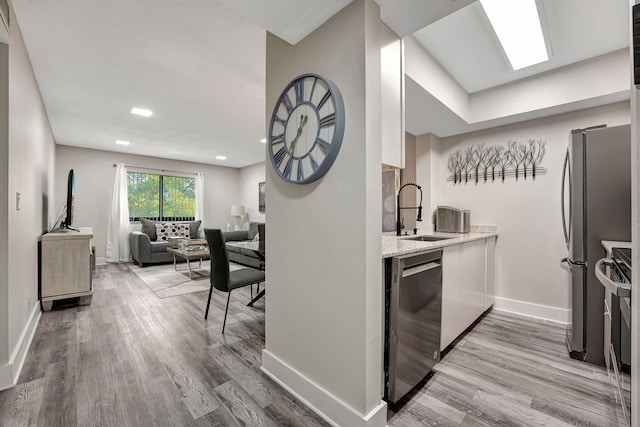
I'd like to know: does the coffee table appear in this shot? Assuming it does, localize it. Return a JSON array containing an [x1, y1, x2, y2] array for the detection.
[[166, 246, 210, 279]]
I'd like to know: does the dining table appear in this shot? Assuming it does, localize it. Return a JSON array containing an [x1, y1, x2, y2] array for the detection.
[[225, 240, 265, 306]]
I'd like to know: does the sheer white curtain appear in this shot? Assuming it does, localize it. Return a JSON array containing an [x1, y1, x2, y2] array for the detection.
[[194, 172, 205, 223], [105, 163, 130, 262]]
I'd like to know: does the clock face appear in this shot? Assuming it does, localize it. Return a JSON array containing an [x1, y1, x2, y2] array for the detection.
[[268, 73, 345, 184]]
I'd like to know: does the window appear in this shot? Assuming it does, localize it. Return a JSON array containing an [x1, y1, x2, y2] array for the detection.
[[127, 171, 195, 221]]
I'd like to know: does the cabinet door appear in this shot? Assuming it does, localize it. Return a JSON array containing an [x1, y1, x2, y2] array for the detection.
[[42, 238, 91, 297], [441, 244, 463, 350], [462, 239, 487, 323], [485, 236, 496, 310], [441, 239, 488, 351]]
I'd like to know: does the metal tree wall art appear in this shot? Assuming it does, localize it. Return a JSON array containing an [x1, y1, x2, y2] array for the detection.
[[446, 139, 547, 184]]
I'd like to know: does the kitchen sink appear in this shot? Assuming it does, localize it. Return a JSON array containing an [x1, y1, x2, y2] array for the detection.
[[403, 235, 454, 242]]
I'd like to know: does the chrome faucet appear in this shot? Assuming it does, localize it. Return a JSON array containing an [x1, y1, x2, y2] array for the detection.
[[396, 183, 423, 236]]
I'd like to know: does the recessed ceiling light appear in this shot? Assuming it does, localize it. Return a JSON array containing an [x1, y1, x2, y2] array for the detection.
[[216, 155, 227, 160], [131, 107, 153, 117], [116, 140, 130, 146], [260, 138, 267, 143], [480, 0, 548, 70]]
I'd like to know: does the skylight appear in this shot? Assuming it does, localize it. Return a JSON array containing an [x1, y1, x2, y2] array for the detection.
[[480, 0, 548, 70], [131, 107, 153, 117], [116, 140, 130, 146]]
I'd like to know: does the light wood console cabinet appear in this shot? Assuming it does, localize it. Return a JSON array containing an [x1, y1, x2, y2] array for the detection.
[[40, 227, 93, 311]]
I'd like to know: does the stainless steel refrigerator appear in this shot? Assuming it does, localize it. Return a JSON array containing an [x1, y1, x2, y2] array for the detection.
[[560, 124, 631, 366]]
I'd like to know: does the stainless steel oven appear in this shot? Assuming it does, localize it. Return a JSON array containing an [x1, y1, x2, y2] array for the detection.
[[595, 247, 631, 426]]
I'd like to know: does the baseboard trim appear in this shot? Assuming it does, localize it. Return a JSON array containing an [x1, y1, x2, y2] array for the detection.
[[96, 257, 106, 265], [261, 349, 387, 427], [494, 296, 570, 324], [0, 363, 12, 391], [0, 303, 41, 391]]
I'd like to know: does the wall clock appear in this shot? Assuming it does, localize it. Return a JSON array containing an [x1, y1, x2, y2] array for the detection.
[[268, 73, 345, 184]]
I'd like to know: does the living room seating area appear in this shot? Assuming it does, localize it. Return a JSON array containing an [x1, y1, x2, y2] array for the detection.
[[130, 218, 202, 266], [129, 218, 265, 269]]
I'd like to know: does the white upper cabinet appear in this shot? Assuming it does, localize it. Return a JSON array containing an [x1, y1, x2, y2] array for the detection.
[[380, 23, 404, 169]]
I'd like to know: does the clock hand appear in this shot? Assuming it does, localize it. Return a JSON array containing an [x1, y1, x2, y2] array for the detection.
[[289, 114, 308, 154]]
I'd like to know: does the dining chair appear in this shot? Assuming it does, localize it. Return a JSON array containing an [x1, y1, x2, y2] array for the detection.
[[254, 223, 266, 296], [204, 228, 265, 333]]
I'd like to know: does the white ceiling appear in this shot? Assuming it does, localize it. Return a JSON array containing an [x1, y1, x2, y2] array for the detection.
[[12, 0, 632, 168], [13, 0, 268, 168]]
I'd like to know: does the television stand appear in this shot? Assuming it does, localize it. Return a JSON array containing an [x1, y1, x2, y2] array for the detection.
[[40, 227, 93, 311]]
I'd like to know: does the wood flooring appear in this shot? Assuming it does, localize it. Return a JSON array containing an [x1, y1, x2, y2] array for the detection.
[[0, 263, 628, 426]]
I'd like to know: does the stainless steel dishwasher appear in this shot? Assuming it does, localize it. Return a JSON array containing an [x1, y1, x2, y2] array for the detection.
[[384, 249, 442, 403]]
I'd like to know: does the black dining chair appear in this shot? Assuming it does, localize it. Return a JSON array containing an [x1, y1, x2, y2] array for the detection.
[[204, 228, 265, 333]]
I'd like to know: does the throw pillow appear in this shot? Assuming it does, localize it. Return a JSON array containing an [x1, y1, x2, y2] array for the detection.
[[155, 223, 190, 241], [140, 218, 158, 241], [188, 220, 202, 239]]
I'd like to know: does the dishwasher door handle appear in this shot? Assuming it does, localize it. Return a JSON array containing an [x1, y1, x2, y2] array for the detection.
[[402, 261, 441, 278]]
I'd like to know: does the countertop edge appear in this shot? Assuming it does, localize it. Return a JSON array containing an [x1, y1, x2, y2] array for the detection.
[[382, 232, 498, 258]]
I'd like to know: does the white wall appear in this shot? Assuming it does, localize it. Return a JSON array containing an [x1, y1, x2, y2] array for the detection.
[[0, 41, 7, 369], [262, 0, 385, 425], [426, 102, 630, 320], [400, 132, 417, 231], [238, 161, 265, 223], [55, 145, 241, 263], [415, 132, 435, 226], [1, 3, 56, 388]]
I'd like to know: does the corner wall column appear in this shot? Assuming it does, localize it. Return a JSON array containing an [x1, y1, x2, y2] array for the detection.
[[261, 1, 386, 425]]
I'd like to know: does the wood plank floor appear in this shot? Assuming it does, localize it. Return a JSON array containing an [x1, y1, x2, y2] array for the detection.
[[388, 312, 628, 427], [0, 263, 628, 426]]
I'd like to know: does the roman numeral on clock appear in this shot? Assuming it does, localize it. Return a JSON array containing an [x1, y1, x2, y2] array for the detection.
[[282, 94, 294, 113], [309, 77, 318, 101], [317, 90, 331, 111], [309, 154, 319, 172], [319, 113, 335, 129], [316, 138, 331, 155], [294, 79, 304, 105], [283, 157, 294, 179], [273, 146, 287, 166]]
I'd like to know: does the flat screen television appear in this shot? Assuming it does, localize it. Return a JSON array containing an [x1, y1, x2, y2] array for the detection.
[[61, 169, 76, 230]]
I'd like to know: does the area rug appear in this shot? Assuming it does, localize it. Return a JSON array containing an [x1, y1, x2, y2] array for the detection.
[[130, 260, 243, 299]]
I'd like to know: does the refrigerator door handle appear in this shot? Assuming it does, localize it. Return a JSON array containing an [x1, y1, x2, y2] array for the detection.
[[560, 257, 572, 272], [561, 150, 571, 247]]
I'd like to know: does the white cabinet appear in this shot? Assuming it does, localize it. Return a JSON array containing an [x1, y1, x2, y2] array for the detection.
[[441, 237, 494, 351], [380, 22, 404, 168], [441, 244, 464, 350], [40, 227, 93, 311], [485, 236, 496, 310]]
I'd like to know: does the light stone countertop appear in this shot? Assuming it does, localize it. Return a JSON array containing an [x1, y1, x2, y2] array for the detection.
[[382, 230, 498, 258]]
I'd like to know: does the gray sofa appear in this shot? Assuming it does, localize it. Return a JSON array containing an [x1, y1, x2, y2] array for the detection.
[[223, 222, 264, 270], [130, 219, 202, 266]]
